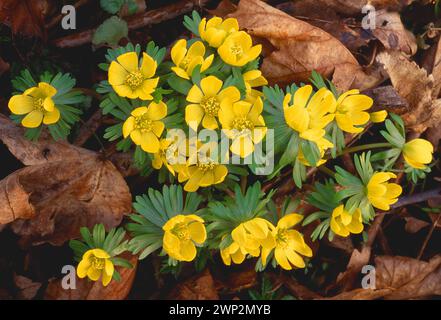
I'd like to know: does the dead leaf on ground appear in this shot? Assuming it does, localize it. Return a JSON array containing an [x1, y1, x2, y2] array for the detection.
[[372, 10, 417, 56], [228, 0, 377, 92], [14, 274, 42, 300], [214, 264, 257, 294], [168, 269, 219, 300], [0, 115, 131, 245], [45, 255, 137, 300], [0, 0, 48, 38], [377, 50, 441, 132]]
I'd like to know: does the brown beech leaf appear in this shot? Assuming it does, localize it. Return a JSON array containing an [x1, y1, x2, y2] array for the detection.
[[14, 274, 42, 300], [0, 0, 48, 38], [228, 0, 371, 91], [372, 10, 417, 56], [0, 115, 131, 245], [377, 50, 441, 132], [45, 255, 138, 300], [168, 269, 219, 300]]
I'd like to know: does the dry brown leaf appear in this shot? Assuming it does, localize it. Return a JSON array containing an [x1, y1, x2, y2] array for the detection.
[[404, 217, 430, 233], [14, 274, 42, 300], [45, 255, 137, 300], [377, 50, 441, 132], [0, 0, 48, 38], [228, 0, 371, 91], [208, 0, 237, 16], [372, 10, 417, 56], [168, 269, 219, 300], [0, 115, 131, 245]]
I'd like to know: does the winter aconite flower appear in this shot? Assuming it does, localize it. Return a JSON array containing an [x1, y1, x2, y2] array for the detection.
[[218, 31, 262, 67], [330, 205, 363, 237], [199, 16, 239, 48], [367, 172, 402, 211], [231, 218, 275, 255], [152, 138, 176, 174], [171, 39, 214, 80], [162, 214, 207, 261], [77, 249, 114, 287], [220, 241, 248, 266], [186, 75, 241, 130], [108, 51, 159, 100], [333, 89, 373, 133], [219, 97, 267, 158], [122, 101, 167, 153], [261, 214, 312, 270], [177, 141, 228, 192], [8, 82, 59, 128], [283, 86, 335, 144], [243, 70, 268, 102], [402, 138, 434, 169], [370, 110, 388, 123]]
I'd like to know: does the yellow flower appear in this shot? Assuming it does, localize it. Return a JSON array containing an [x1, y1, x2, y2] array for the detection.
[[370, 110, 388, 123], [219, 97, 267, 158], [330, 205, 364, 237], [218, 31, 262, 67], [77, 249, 114, 287], [261, 214, 312, 270], [177, 141, 229, 192], [402, 138, 434, 169], [283, 86, 335, 144], [231, 218, 275, 254], [199, 16, 239, 48], [162, 214, 207, 261], [367, 172, 402, 211], [122, 101, 167, 153], [243, 70, 268, 102], [152, 138, 176, 174], [171, 39, 214, 80], [333, 89, 373, 133], [186, 75, 241, 130], [220, 241, 248, 266], [108, 51, 159, 100], [8, 82, 60, 128]]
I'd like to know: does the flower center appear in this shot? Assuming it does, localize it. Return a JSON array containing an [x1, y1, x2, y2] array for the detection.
[[196, 160, 216, 172], [33, 98, 45, 112], [200, 96, 220, 116], [125, 71, 144, 89], [90, 256, 105, 270], [180, 57, 191, 69], [230, 44, 244, 58], [172, 223, 191, 240], [134, 114, 153, 133], [276, 229, 289, 249], [232, 118, 254, 131]]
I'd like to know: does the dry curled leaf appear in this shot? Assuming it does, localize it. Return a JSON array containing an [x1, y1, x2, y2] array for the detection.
[[372, 10, 417, 56], [228, 0, 371, 91], [45, 255, 138, 300], [377, 50, 441, 132], [0, 0, 48, 38], [0, 115, 131, 245], [14, 274, 42, 300], [168, 269, 219, 300]]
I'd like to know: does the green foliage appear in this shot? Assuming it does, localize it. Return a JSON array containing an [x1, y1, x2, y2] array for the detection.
[[183, 10, 202, 36], [93, 16, 128, 46]]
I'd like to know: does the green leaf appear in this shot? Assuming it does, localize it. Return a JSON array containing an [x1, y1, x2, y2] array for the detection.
[[92, 16, 128, 46], [167, 74, 192, 95], [100, 0, 125, 14]]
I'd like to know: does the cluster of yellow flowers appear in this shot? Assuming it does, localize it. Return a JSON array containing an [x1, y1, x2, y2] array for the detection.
[[222, 215, 312, 270]]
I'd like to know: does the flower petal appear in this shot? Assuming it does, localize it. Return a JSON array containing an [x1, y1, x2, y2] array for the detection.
[[22, 110, 43, 128]]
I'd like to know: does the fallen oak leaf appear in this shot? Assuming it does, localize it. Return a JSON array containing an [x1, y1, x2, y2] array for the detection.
[[0, 115, 131, 245], [228, 0, 376, 91], [44, 255, 137, 300]]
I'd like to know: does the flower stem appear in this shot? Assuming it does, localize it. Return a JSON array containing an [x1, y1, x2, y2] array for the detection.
[[336, 142, 393, 157]]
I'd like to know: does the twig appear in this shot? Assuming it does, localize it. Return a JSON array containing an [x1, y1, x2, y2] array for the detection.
[[52, 0, 209, 48], [417, 214, 440, 260], [391, 188, 441, 209], [73, 109, 104, 146]]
